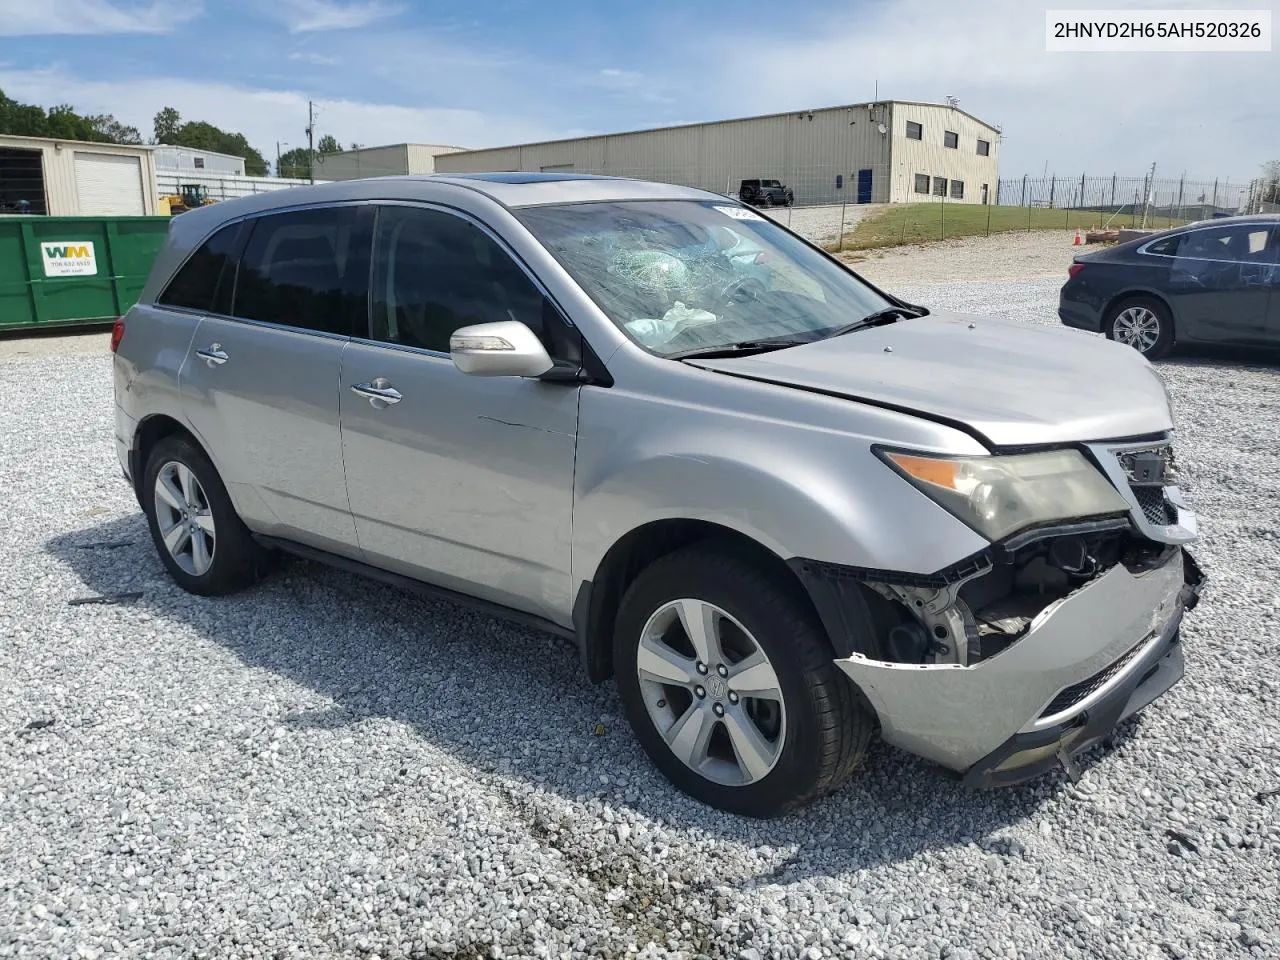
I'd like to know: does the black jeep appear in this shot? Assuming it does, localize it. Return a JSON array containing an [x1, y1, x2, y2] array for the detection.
[[738, 178, 794, 207]]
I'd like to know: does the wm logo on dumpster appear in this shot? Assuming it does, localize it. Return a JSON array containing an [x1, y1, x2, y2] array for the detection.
[[40, 241, 98, 278]]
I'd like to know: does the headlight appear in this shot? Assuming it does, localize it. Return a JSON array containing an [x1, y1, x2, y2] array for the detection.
[[880, 448, 1130, 542]]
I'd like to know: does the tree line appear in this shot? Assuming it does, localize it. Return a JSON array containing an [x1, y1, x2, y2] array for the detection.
[[1, 89, 355, 179]]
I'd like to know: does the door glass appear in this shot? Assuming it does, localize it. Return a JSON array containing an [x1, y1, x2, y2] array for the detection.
[[1176, 225, 1270, 263], [233, 206, 373, 336], [370, 205, 547, 353], [158, 221, 245, 313]]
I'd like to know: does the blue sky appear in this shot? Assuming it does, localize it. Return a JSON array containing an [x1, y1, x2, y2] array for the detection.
[[0, 0, 1275, 180]]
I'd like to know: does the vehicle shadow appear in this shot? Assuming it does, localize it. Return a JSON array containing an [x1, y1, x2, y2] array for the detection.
[[1159, 343, 1280, 368], [46, 516, 1133, 880]]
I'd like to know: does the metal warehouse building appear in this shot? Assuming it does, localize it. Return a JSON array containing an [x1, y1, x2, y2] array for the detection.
[[314, 143, 469, 182], [0, 134, 159, 216], [434, 100, 1000, 206], [153, 145, 246, 176]]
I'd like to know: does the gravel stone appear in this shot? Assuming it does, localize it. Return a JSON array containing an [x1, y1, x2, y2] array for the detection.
[[3, 233, 1279, 958]]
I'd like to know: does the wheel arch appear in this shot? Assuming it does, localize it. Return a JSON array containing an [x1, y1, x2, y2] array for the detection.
[[572, 519, 824, 683], [131, 414, 199, 502]]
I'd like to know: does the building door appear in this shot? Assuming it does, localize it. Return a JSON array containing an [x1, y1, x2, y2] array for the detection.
[[856, 169, 873, 204], [982, 184, 989, 204], [74, 153, 145, 215]]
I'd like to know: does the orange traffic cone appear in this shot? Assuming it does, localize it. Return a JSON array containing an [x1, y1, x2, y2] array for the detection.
[[1073, 229, 1083, 246]]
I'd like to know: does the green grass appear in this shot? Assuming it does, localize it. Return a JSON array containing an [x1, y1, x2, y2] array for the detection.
[[839, 203, 1190, 251]]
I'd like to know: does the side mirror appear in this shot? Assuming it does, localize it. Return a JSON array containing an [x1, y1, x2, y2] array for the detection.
[[449, 320, 555, 378]]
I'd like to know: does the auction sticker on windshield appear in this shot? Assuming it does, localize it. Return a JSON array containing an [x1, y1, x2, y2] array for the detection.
[[40, 241, 98, 278], [714, 205, 765, 221]]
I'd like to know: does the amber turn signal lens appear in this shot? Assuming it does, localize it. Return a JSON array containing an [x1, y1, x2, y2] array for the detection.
[[885, 452, 961, 490]]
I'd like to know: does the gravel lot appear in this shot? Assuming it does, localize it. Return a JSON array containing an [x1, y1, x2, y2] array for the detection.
[[3, 234, 1279, 959]]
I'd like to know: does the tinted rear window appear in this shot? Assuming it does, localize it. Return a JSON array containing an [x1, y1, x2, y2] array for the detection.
[[157, 222, 244, 313], [233, 206, 373, 336]]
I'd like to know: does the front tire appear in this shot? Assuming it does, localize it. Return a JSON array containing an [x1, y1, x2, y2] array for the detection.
[[142, 435, 266, 596], [613, 544, 872, 817], [1106, 296, 1173, 359]]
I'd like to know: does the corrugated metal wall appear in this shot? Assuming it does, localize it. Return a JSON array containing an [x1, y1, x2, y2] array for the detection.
[[0, 136, 158, 216], [153, 146, 246, 176], [315, 144, 409, 180], [435, 102, 1002, 206], [405, 145, 468, 174], [314, 144, 469, 180], [887, 104, 1000, 204], [435, 104, 902, 205]]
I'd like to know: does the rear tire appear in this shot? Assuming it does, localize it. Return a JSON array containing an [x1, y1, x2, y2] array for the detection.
[[613, 544, 872, 817], [142, 435, 266, 596], [1105, 296, 1173, 360]]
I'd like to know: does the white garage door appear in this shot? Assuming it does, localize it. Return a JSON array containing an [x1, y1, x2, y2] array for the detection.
[[74, 153, 146, 216]]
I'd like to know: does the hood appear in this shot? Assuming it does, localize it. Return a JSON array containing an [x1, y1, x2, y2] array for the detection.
[[685, 312, 1173, 448]]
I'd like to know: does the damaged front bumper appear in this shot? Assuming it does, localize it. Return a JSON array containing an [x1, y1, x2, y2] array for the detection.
[[832, 546, 1204, 784]]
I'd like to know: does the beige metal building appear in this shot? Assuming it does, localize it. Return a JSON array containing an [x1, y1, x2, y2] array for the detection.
[[0, 134, 160, 216], [314, 143, 469, 182], [434, 101, 1000, 206]]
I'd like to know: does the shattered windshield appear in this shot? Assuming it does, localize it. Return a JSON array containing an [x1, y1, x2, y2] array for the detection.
[[515, 200, 892, 357]]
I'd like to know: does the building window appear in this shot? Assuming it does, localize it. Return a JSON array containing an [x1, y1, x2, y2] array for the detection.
[[932, 177, 946, 197], [905, 121, 922, 141], [977, 139, 990, 157], [944, 131, 959, 149], [950, 180, 964, 199], [194, 157, 205, 169], [914, 174, 930, 194]]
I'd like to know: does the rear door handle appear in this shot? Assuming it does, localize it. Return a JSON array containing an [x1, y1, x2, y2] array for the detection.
[[196, 344, 228, 367], [350, 378, 403, 407]]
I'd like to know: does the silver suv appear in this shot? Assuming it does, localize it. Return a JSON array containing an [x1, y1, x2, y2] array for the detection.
[[113, 173, 1203, 817]]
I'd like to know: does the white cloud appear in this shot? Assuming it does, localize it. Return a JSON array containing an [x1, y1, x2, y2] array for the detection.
[[0, 66, 565, 155], [0, 0, 199, 35], [705, 0, 1278, 180], [288, 51, 341, 66], [263, 0, 404, 33]]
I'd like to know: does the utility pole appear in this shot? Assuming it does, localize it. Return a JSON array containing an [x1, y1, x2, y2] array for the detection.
[[306, 101, 316, 185], [276, 141, 282, 178], [1141, 161, 1156, 228]]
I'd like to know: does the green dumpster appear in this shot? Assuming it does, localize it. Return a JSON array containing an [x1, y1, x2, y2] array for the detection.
[[0, 215, 171, 333]]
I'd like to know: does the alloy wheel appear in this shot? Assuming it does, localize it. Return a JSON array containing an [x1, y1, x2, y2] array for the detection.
[[636, 598, 787, 786], [1112, 306, 1161, 353], [153, 461, 216, 577]]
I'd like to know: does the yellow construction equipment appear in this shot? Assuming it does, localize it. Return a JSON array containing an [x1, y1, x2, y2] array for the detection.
[[160, 183, 216, 216]]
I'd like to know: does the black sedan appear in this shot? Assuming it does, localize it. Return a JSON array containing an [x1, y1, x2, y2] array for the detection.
[[1059, 214, 1280, 358]]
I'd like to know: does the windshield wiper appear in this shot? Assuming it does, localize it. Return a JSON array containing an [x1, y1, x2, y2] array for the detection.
[[819, 305, 925, 339], [668, 337, 811, 360]]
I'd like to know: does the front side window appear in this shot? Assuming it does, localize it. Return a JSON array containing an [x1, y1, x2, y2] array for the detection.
[[370, 205, 548, 353], [233, 206, 373, 336], [944, 131, 959, 149], [905, 121, 922, 140], [516, 200, 893, 357], [913, 174, 930, 194], [158, 221, 245, 313]]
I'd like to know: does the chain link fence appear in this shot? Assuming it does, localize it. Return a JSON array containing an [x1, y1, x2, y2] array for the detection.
[[992, 174, 1253, 229]]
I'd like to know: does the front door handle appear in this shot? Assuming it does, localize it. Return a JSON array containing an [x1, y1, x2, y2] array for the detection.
[[350, 378, 403, 407], [196, 344, 228, 367]]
